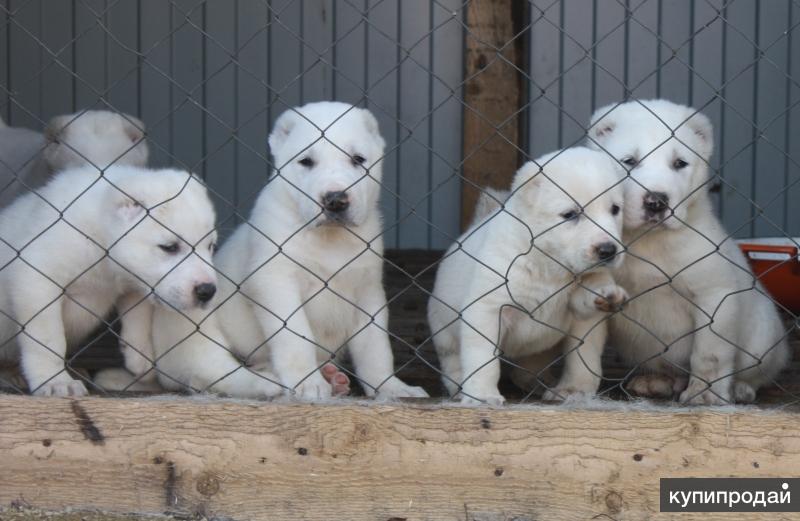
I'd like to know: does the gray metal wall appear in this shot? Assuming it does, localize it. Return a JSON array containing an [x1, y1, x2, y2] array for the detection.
[[2, 1, 798, 246], [0, 0, 464, 249], [528, 0, 800, 238]]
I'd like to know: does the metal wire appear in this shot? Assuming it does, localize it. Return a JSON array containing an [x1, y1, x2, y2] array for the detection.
[[0, 0, 797, 407]]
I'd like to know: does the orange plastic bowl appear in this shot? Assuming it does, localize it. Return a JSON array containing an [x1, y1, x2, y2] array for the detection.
[[738, 238, 800, 314]]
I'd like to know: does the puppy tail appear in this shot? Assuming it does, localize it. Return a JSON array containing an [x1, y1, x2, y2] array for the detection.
[[93, 368, 162, 393]]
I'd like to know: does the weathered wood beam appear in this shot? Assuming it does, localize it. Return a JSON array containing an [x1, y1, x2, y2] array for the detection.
[[2, 396, 799, 520]]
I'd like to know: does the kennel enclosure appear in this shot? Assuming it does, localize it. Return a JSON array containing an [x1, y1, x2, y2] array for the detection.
[[2, 1, 800, 520]]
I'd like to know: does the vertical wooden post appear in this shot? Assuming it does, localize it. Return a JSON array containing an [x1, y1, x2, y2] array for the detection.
[[461, 0, 525, 229]]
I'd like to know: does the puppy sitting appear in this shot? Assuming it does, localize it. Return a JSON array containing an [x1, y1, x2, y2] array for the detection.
[[588, 99, 790, 404], [137, 102, 427, 400], [0, 110, 148, 209], [428, 147, 627, 404], [0, 165, 217, 396]]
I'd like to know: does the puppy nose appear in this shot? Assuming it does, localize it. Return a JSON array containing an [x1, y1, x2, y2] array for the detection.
[[595, 242, 618, 261], [643, 192, 669, 213], [194, 283, 217, 303], [322, 191, 349, 213]]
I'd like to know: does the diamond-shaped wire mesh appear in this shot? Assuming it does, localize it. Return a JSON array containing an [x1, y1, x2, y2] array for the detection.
[[0, 0, 798, 407]]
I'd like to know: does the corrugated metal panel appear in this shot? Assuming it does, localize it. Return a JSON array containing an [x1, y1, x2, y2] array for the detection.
[[0, 0, 464, 248], [528, 0, 800, 238], [1, 1, 796, 245]]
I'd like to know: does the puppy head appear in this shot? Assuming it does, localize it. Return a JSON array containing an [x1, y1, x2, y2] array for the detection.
[[509, 147, 625, 274], [588, 99, 714, 231], [43, 111, 149, 172], [268, 102, 385, 228], [106, 167, 218, 312]]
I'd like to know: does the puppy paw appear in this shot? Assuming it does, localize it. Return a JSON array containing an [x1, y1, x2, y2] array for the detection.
[[33, 376, 88, 397], [123, 351, 156, 380], [288, 373, 332, 401], [459, 392, 506, 406], [625, 374, 676, 399], [679, 378, 730, 405], [375, 377, 429, 400], [733, 381, 757, 403], [542, 386, 595, 402], [593, 284, 628, 313], [320, 363, 351, 396]]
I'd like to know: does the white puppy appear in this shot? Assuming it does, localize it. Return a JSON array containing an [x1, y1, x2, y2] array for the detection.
[[587, 99, 790, 404], [429, 147, 627, 404], [0, 165, 217, 396], [142, 102, 427, 400], [0, 110, 148, 209]]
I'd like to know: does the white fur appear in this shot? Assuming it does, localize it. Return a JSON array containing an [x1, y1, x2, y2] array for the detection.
[[0, 111, 148, 209], [146, 102, 427, 400], [0, 165, 217, 396], [587, 99, 790, 404], [429, 147, 627, 404]]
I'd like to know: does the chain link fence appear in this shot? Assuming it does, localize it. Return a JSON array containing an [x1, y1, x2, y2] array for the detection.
[[0, 0, 797, 407]]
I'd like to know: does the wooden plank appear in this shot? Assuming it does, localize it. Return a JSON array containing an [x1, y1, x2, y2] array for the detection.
[[461, 0, 523, 229], [2, 396, 800, 521]]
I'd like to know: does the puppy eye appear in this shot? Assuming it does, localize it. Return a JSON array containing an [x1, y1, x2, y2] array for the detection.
[[621, 156, 638, 167], [560, 210, 580, 221], [351, 154, 366, 166], [673, 158, 689, 170], [611, 204, 620, 216], [159, 242, 180, 254], [298, 157, 315, 168], [209, 242, 218, 254]]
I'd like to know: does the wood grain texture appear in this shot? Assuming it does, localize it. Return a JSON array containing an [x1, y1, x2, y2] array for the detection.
[[461, 0, 524, 229], [2, 396, 800, 521]]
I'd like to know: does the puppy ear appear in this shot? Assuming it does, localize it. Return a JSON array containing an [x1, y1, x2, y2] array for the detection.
[[510, 161, 544, 197], [268, 108, 301, 153], [587, 104, 618, 145], [121, 114, 146, 143], [685, 110, 714, 158], [115, 193, 146, 222], [359, 108, 385, 151], [44, 115, 72, 143]]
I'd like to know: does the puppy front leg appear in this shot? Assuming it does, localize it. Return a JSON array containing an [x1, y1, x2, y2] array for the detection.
[[542, 317, 607, 401], [117, 292, 156, 383], [17, 296, 87, 396], [248, 276, 331, 400], [680, 293, 738, 405], [458, 304, 505, 405], [347, 286, 428, 399]]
